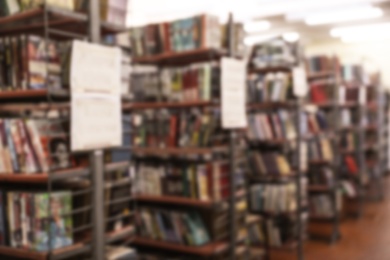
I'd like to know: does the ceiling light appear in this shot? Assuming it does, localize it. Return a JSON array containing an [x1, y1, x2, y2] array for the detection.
[[330, 22, 390, 37], [244, 20, 271, 33], [282, 32, 300, 42], [305, 6, 383, 25], [244, 34, 278, 46]]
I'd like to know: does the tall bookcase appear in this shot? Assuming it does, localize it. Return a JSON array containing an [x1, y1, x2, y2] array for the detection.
[[0, 1, 135, 260], [125, 14, 249, 260], [246, 38, 307, 260], [305, 56, 341, 243]]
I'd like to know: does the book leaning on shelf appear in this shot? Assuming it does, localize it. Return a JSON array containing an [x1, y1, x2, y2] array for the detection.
[[129, 14, 244, 57], [247, 72, 293, 103], [247, 110, 297, 142], [248, 151, 292, 177], [3, 191, 73, 251], [137, 208, 210, 246], [132, 61, 221, 102], [249, 183, 297, 213], [300, 110, 330, 136], [307, 137, 333, 162], [135, 161, 229, 202], [308, 166, 334, 188], [132, 108, 225, 149], [0, 118, 83, 174]]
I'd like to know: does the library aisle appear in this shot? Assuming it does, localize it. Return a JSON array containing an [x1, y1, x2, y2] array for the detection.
[[304, 177, 390, 260]]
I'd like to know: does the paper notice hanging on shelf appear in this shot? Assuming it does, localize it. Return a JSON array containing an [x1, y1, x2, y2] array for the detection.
[[293, 66, 308, 98], [221, 58, 247, 129], [71, 94, 122, 151], [70, 40, 121, 95]]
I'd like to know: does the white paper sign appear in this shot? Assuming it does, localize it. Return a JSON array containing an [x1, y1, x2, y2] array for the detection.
[[71, 40, 121, 94], [221, 58, 247, 129], [71, 94, 122, 151], [293, 66, 308, 98], [359, 87, 366, 105]]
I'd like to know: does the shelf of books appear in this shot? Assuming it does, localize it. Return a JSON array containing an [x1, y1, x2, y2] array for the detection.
[[246, 37, 308, 260], [305, 55, 342, 243], [383, 92, 390, 176], [338, 64, 369, 219], [125, 13, 252, 260], [0, 1, 136, 260]]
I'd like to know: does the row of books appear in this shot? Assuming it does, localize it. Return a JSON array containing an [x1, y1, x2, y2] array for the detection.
[[132, 109, 222, 148], [300, 110, 329, 136], [308, 167, 334, 187], [309, 194, 341, 218], [340, 132, 358, 151], [135, 162, 229, 202], [132, 62, 220, 102], [137, 208, 210, 246], [0, 0, 128, 26], [307, 138, 333, 162], [130, 14, 244, 57], [249, 38, 299, 69], [309, 81, 335, 104], [0, 119, 75, 174], [247, 111, 296, 142], [306, 56, 338, 74], [247, 217, 265, 246], [250, 184, 297, 213], [1, 191, 73, 251], [247, 72, 293, 103], [248, 151, 292, 176], [0, 35, 66, 91]]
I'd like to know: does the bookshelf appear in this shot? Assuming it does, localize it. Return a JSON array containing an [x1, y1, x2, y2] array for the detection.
[[246, 37, 307, 260], [0, 1, 135, 260], [126, 13, 248, 260], [305, 55, 342, 243]]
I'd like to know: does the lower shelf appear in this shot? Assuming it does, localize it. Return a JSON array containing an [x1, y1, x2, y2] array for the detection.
[[0, 243, 90, 260], [132, 237, 228, 257]]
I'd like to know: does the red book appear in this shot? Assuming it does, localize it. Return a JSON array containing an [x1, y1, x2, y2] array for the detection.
[[311, 85, 327, 104], [168, 116, 178, 147], [345, 155, 358, 174]]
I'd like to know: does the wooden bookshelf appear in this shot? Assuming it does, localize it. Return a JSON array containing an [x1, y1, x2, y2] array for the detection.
[[0, 89, 69, 100], [132, 146, 228, 157], [0, 243, 90, 260], [307, 71, 335, 80], [252, 241, 298, 251], [247, 102, 295, 110], [106, 226, 136, 244], [248, 66, 291, 74], [123, 101, 217, 110], [0, 6, 124, 37], [133, 48, 227, 65], [308, 185, 333, 193], [309, 159, 332, 165], [132, 238, 228, 257], [135, 195, 219, 208]]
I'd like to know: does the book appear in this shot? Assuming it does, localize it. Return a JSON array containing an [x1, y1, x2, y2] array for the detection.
[[248, 151, 292, 176], [247, 72, 292, 103], [106, 246, 137, 260]]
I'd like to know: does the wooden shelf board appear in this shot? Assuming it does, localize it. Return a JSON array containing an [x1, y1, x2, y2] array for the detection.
[[247, 101, 295, 110], [0, 167, 89, 184], [123, 101, 217, 110], [0, 243, 88, 260], [308, 185, 333, 192], [135, 195, 216, 208], [249, 173, 297, 183], [309, 159, 332, 165], [252, 210, 297, 218], [248, 66, 291, 74], [106, 226, 135, 244], [252, 241, 298, 251], [310, 215, 336, 222], [132, 237, 228, 257], [132, 147, 227, 157], [133, 48, 226, 65], [307, 71, 335, 80]]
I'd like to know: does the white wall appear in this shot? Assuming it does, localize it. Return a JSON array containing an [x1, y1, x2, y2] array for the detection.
[[305, 39, 390, 89]]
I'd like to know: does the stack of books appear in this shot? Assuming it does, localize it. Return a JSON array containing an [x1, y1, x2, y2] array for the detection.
[[248, 151, 292, 176], [247, 72, 292, 103], [131, 109, 222, 149], [250, 183, 297, 213], [137, 208, 210, 246], [247, 111, 297, 141], [135, 162, 229, 202]]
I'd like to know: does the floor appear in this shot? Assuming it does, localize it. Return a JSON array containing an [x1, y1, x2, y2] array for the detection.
[[274, 177, 390, 260]]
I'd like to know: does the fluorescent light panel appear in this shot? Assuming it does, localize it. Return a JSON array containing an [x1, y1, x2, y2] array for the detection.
[[244, 20, 271, 33], [331, 22, 390, 37], [305, 6, 383, 25]]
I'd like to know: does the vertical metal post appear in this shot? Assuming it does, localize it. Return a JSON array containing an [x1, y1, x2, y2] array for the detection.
[[227, 12, 236, 260], [88, 1, 104, 260], [357, 100, 365, 217], [91, 150, 105, 260], [295, 99, 304, 260]]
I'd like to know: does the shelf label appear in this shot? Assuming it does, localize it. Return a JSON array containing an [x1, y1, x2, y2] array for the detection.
[[293, 66, 308, 98], [221, 58, 247, 129]]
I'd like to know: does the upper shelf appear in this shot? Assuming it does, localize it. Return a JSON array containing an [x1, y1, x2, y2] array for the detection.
[[0, 6, 125, 38], [132, 48, 227, 66]]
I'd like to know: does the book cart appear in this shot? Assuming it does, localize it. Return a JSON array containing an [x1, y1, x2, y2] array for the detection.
[[305, 56, 342, 244], [245, 40, 308, 260], [0, 1, 135, 260], [123, 14, 251, 260]]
